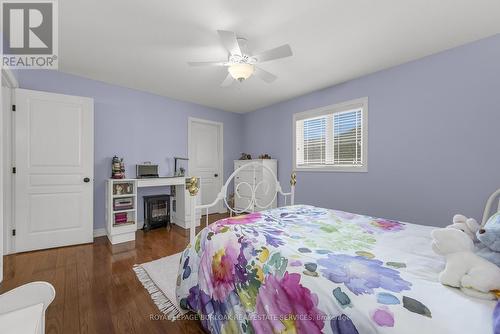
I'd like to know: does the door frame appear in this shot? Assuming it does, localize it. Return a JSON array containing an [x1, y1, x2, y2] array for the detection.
[[2, 68, 18, 255], [187, 117, 224, 214], [13, 88, 94, 252]]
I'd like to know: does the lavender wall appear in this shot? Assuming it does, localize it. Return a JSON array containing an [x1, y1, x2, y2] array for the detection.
[[13, 34, 500, 230], [243, 34, 500, 227], [14, 70, 244, 229]]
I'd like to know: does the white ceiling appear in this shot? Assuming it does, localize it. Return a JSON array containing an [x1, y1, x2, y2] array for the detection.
[[59, 0, 500, 113]]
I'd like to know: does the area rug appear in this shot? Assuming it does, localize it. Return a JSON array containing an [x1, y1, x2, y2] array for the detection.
[[133, 252, 187, 320]]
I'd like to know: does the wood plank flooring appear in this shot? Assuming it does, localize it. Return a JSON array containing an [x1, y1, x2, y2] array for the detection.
[[0, 214, 228, 334]]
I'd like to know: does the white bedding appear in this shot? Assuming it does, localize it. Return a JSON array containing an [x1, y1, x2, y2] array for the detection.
[[176, 205, 496, 333]]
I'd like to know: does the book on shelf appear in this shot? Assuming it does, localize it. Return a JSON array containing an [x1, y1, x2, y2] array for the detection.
[[114, 212, 128, 223], [113, 198, 134, 211], [114, 205, 133, 211]]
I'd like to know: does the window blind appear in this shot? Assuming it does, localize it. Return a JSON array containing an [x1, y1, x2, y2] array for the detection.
[[296, 108, 363, 168]]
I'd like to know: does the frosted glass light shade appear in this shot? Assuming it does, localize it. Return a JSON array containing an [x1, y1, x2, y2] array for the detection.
[[228, 63, 254, 81]]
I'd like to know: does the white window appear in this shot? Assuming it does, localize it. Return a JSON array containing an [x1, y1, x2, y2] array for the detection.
[[293, 97, 368, 172]]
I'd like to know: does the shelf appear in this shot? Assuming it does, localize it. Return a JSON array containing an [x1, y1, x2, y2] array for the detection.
[[113, 208, 136, 213], [113, 193, 136, 198], [112, 221, 136, 227], [113, 207, 134, 211]]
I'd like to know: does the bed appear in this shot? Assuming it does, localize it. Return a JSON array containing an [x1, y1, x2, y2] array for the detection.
[[176, 163, 497, 333]]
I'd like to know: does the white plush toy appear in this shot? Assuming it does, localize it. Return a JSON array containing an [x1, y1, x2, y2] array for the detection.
[[447, 214, 480, 242], [431, 228, 500, 298]]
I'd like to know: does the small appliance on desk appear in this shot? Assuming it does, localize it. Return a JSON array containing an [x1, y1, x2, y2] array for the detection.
[[136, 162, 159, 178]]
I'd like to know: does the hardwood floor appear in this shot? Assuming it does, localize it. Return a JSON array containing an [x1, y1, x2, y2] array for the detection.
[[0, 214, 229, 334]]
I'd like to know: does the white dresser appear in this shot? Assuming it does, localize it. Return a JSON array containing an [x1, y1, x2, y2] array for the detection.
[[234, 159, 278, 212]]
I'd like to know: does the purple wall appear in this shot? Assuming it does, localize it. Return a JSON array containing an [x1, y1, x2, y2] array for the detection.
[[243, 34, 500, 227], [14, 70, 244, 229], [14, 34, 500, 230]]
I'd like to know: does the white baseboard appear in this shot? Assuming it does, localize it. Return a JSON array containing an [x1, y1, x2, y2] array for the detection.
[[107, 232, 135, 245], [93, 228, 106, 238]]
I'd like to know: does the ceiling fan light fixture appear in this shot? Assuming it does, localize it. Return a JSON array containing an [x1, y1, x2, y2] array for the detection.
[[228, 63, 254, 82], [188, 30, 292, 86]]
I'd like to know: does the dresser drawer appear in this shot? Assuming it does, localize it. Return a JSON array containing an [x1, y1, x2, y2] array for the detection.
[[234, 180, 274, 198], [234, 194, 276, 212], [235, 171, 263, 183], [234, 160, 264, 169]]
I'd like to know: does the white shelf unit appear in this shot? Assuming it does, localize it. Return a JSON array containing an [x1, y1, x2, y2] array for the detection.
[[234, 159, 278, 212], [105, 179, 138, 244]]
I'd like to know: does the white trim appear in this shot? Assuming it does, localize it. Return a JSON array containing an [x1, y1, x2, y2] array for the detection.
[[93, 228, 106, 238], [292, 97, 368, 173], [1, 85, 14, 255], [0, 71, 3, 282], [1, 68, 19, 88], [188, 117, 224, 213]]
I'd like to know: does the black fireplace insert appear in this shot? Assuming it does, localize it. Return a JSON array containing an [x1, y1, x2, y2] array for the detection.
[[143, 194, 171, 231]]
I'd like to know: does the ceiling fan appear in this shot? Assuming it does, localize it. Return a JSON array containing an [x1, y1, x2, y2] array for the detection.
[[188, 30, 293, 87]]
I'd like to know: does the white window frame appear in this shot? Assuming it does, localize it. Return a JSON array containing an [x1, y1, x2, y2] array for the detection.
[[293, 97, 368, 172]]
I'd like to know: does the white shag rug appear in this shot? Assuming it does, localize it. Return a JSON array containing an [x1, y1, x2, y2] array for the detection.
[[133, 252, 187, 320]]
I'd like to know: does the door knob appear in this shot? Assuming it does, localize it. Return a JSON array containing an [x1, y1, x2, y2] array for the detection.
[[83, 177, 91, 183], [214, 173, 219, 177]]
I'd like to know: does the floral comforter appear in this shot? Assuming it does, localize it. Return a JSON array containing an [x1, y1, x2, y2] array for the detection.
[[176, 205, 495, 333]]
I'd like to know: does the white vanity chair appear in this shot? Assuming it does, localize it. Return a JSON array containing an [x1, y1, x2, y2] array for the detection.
[[0, 281, 55, 334]]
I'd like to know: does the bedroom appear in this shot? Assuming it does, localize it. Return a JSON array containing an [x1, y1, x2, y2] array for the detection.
[[0, 0, 499, 333]]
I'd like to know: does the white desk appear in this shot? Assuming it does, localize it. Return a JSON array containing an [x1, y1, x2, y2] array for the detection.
[[136, 176, 185, 188], [105, 177, 201, 244], [137, 177, 201, 229]]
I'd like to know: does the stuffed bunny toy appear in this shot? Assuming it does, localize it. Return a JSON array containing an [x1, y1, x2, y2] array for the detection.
[[447, 214, 480, 242], [431, 228, 500, 297], [476, 213, 500, 267]]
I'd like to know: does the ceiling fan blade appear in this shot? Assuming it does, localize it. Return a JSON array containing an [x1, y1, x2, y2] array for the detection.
[[253, 44, 292, 63], [188, 61, 227, 67], [217, 30, 242, 56], [254, 66, 277, 83], [221, 73, 234, 87]]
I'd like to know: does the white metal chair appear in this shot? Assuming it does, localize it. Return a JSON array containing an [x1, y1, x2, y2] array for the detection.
[[0, 281, 55, 334]]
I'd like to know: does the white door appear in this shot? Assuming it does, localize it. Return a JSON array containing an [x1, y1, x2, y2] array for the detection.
[[0, 82, 5, 282], [188, 118, 223, 214], [14, 89, 94, 252]]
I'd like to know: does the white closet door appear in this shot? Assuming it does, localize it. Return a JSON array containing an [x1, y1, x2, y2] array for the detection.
[[14, 89, 94, 252], [189, 118, 223, 214]]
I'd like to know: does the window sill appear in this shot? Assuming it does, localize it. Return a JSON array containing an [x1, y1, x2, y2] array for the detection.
[[295, 166, 368, 173]]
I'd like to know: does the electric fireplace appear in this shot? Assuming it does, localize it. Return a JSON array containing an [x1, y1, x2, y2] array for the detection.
[[143, 194, 171, 231]]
